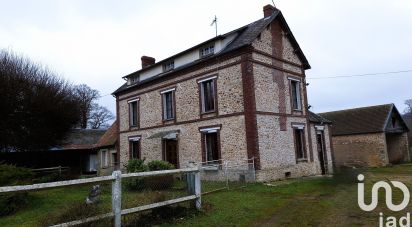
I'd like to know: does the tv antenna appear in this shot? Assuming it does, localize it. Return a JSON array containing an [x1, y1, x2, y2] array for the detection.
[[211, 15, 218, 37], [271, 0, 276, 7]]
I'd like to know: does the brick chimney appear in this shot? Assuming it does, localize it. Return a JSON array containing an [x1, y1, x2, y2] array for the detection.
[[141, 56, 155, 68], [263, 4, 276, 17]]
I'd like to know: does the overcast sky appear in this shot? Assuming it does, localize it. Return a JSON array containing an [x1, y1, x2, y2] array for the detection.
[[1, 0, 412, 115]]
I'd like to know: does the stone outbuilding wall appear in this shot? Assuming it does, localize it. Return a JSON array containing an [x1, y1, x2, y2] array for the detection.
[[331, 132, 409, 167]]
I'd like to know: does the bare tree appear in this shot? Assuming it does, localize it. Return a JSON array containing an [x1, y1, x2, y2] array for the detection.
[[0, 49, 81, 151], [403, 99, 412, 148], [89, 104, 115, 129], [74, 84, 99, 129], [405, 99, 412, 113]]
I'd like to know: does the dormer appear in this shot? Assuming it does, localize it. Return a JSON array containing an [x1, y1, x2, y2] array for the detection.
[[199, 44, 215, 58], [127, 75, 139, 86]]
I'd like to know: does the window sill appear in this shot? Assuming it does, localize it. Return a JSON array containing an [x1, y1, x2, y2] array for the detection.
[[293, 109, 303, 112], [202, 164, 220, 171], [201, 110, 216, 115], [163, 118, 175, 122], [296, 159, 308, 163], [200, 53, 214, 59]]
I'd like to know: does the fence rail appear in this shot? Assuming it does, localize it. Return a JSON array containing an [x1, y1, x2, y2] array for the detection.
[[0, 166, 201, 227]]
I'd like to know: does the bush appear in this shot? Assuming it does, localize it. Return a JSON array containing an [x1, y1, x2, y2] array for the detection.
[[146, 160, 175, 190], [124, 159, 148, 191], [147, 160, 175, 171], [0, 163, 34, 186], [125, 159, 148, 173], [0, 163, 34, 216], [124, 160, 175, 191]]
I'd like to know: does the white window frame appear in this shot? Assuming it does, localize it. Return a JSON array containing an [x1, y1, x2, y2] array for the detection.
[[199, 78, 216, 113], [128, 98, 139, 127], [163, 60, 174, 72], [162, 90, 175, 120], [101, 149, 109, 168], [200, 44, 215, 58], [289, 78, 302, 111]]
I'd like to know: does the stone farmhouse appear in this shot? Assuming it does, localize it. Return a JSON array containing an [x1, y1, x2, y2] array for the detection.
[[320, 104, 410, 168], [112, 5, 334, 181]]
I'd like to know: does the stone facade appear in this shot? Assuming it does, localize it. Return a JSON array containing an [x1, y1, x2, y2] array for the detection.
[[115, 7, 334, 182], [332, 133, 388, 167], [332, 132, 410, 168]]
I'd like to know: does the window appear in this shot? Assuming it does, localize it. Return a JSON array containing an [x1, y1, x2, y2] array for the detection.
[[204, 132, 219, 163], [101, 150, 109, 168], [200, 79, 216, 113], [111, 153, 117, 166], [163, 60, 174, 72], [129, 139, 140, 159], [200, 44, 215, 58], [294, 128, 306, 160], [128, 99, 138, 127], [290, 80, 302, 110], [162, 90, 174, 120]]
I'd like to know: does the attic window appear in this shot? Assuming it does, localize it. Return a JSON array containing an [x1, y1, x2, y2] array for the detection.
[[200, 44, 215, 58], [257, 33, 261, 41], [127, 75, 139, 85], [163, 60, 174, 72]]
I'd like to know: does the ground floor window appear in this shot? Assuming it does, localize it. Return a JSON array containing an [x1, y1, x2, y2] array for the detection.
[[293, 128, 306, 160], [130, 140, 140, 159], [101, 149, 109, 168], [203, 132, 219, 163], [112, 153, 117, 166]]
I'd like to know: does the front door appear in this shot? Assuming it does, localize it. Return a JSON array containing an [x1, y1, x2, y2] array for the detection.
[[164, 139, 178, 168], [316, 132, 328, 175]]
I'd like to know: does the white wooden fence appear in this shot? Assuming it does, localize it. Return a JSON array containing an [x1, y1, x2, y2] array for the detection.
[[0, 166, 201, 227]]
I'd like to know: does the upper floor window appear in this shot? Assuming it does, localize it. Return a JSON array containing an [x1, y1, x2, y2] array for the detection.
[[128, 98, 139, 127], [163, 60, 174, 72], [161, 88, 175, 120], [200, 44, 215, 58], [199, 77, 217, 113], [290, 79, 302, 110]]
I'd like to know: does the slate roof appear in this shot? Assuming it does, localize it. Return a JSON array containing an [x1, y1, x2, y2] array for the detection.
[[54, 129, 106, 150], [309, 111, 332, 124], [96, 121, 118, 148], [319, 104, 397, 136], [113, 9, 310, 95]]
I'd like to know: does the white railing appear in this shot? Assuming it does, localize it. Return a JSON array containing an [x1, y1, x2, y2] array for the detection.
[[0, 166, 201, 227]]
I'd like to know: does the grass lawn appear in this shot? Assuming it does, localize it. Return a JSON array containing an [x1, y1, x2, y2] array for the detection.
[[1, 164, 412, 226], [172, 164, 412, 227]]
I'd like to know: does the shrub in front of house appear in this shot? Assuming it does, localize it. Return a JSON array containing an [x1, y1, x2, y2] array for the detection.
[[147, 160, 175, 171], [145, 160, 175, 190], [124, 160, 175, 191], [124, 159, 148, 191], [0, 163, 34, 216]]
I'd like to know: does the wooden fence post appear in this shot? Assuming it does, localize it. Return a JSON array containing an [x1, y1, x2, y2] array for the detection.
[[194, 164, 201, 210], [111, 170, 122, 227]]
